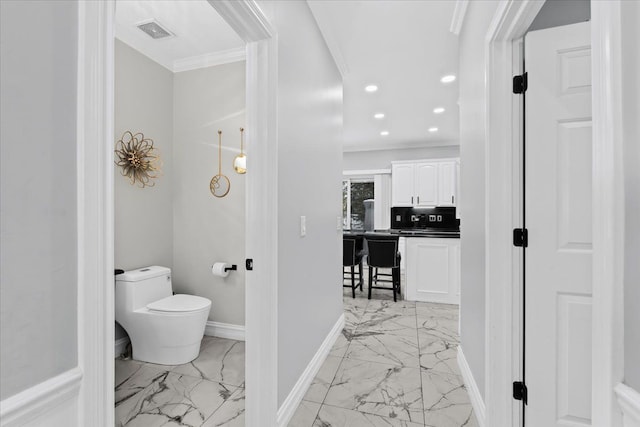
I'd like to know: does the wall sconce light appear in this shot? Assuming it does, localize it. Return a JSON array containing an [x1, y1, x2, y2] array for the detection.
[[233, 127, 246, 174]]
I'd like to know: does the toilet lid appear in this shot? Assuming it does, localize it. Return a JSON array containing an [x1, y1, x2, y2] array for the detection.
[[147, 294, 211, 313]]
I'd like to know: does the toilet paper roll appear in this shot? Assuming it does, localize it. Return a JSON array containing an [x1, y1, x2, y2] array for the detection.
[[211, 262, 231, 278]]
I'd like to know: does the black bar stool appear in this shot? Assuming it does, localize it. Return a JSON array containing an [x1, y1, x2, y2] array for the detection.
[[343, 236, 365, 298], [364, 234, 401, 302]]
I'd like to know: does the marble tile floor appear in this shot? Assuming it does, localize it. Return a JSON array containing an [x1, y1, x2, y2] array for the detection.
[[114, 289, 477, 427], [288, 288, 479, 427], [115, 336, 245, 427]]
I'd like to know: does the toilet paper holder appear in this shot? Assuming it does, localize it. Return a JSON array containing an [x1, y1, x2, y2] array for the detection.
[[225, 264, 237, 272]]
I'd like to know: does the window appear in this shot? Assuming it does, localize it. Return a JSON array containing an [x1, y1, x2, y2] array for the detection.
[[342, 178, 374, 230]]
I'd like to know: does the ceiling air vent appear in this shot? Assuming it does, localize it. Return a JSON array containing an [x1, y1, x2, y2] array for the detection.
[[137, 20, 174, 40]]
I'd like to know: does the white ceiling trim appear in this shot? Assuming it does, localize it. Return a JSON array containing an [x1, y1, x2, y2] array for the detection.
[[307, 1, 349, 78], [343, 140, 460, 153], [207, 0, 274, 42], [318, 26, 349, 78], [173, 47, 246, 73], [450, 0, 469, 35]]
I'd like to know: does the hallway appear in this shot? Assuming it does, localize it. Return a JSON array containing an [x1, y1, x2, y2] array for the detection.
[[288, 290, 478, 426]]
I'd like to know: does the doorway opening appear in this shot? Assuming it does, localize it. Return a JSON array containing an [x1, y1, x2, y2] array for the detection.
[[112, 1, 249, 424]]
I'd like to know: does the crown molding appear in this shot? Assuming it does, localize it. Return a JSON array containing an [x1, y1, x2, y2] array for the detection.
[[343, 140, 459, 153], [207, 0, 273, 42], [173, 47, 246, 73], [450, 0, 470, 35], [307, 1, 349, 78]]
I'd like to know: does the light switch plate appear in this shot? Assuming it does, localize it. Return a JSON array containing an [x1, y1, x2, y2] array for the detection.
[[300, 216, 306, 237], [437, 215, 442, 222]]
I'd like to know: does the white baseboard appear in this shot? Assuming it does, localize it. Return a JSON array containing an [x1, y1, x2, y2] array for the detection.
[[205, 321, 246, 341], [457, 347, 486, 427], [0, 367, 82, 427], [114, 336, 130, 358], [616, 383, 640, 427], [276, 313, 345, 427]]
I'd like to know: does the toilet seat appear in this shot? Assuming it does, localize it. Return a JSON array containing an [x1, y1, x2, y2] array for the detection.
[[147, 294, 211, 313]]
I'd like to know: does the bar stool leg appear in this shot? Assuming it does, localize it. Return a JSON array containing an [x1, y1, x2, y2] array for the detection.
[[368, 266, 373, 299], [393, 267, 399, 302], [350, 265, 356, 298]]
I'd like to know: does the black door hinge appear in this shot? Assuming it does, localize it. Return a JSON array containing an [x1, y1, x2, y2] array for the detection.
[[513, 381, 528, 404], [245, 258, 253, 271], [513, 72, 528, 94], [513, 228, 528, 247]]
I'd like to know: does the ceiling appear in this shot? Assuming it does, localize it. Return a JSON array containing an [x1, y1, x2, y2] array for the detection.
[[308, 1, 460, 152], [115, 0, 244, 72], [115, 1, 459, 152]]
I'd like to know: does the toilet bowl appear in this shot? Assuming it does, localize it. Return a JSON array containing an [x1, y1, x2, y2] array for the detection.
[[115, 266, 212, 365]]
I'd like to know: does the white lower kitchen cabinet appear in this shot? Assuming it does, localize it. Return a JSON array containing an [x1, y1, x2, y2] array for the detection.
[[405, 237, 460, 304]]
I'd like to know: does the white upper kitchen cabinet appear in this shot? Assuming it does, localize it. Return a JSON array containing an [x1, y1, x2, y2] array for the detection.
[[437, 160, 457, 206], [391, 158, 459, 208], [415, 163, 438, 206], [391, 163, 415, 206]]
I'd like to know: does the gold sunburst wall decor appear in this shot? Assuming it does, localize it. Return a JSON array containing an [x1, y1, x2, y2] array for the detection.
[[115, 131, 162, 188]]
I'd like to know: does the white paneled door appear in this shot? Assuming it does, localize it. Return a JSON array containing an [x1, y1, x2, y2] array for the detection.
[[525, 22, 592, 427]]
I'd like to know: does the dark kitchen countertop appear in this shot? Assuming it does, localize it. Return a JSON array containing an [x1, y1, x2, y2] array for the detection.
[[344, 229, 460, 239]]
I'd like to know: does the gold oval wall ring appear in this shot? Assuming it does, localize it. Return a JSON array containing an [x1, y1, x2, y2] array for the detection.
[[210, 130, 230, 198]]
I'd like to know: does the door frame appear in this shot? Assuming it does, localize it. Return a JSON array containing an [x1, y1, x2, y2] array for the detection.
[[77, 1, 279, 425], [484, 1, 625, 426]]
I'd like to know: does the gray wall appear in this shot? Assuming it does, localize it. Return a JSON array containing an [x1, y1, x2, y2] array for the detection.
[[458, 0, 501, 399], [343, 145, 459, 171], [114, 40, 174, 341], [115, 42, 247, 330], [622, 0, 640, 391], [173, 62, 246, 326], [268, 1, 344, 406], [528, 0, 590, 32], [0, 0, 78, 400], [114, 40, 174, 272]]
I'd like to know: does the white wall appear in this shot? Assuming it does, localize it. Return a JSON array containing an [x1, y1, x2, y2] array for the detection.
[[621, 0, 640, 391], [457, 0, 501, 400], [0, 0, 78, 400], [264, 1, 344, 407], [173, 61, 246, 326], [114, 40, 174, 272], [343, 145, 459, 171]]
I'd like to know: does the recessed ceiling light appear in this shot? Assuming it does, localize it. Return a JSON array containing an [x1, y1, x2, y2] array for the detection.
[[433, 107, 445, 114], [428, 127, 439, 133], [380, 131, 389, 136], [440, 75, 456, 83], [374, 113, 385, 119], [365, 85, 378, 92]]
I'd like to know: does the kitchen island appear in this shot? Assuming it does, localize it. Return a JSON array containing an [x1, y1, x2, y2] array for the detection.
[[344, 229, 460, 305]]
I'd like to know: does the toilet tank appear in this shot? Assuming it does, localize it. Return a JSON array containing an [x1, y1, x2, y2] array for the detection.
[[116, 266, 172, 311]]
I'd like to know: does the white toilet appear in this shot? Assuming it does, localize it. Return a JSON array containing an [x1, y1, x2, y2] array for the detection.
[[115, 266, 211, 365]]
